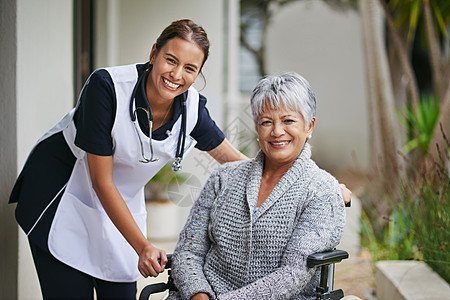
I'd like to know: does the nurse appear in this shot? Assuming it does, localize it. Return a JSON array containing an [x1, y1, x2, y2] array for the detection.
[[10, 19, 351, 299], [10, 19, 246, 299]]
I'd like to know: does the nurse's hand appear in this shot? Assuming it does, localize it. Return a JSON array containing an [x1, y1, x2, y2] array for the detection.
[[339, 183, 352, 206], [138, 243, 167, 277]]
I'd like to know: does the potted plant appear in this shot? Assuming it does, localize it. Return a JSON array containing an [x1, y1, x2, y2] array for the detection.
[[145, 162, 189, 241]]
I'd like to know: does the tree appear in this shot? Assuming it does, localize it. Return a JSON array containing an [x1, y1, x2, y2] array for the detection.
[[378, 0, 450, 167], [358, 0, 404, 238], [359, 0, 450, 245]]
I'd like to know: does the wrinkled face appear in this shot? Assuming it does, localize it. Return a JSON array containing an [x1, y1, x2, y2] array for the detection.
[[256, 104, 315, 167], [148, 37, 204, 103]]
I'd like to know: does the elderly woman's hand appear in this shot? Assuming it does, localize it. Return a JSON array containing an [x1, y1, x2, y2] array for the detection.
[[339, 184, 352, 205]]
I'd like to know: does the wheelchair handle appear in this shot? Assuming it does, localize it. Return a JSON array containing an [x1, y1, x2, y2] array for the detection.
[[139, 255, 174, 300], [158, 254, 173, 269]]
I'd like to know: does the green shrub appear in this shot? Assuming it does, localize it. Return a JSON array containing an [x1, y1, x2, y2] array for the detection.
[[398, 94, 440, 155], [361, 94, 448, 283], [411, 159, 449, 282], [360, 145, 449, 283], [360, 204, 418, 262]]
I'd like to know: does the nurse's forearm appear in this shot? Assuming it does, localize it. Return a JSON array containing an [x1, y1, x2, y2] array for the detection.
[[86, 153, 166, 277], [86, 153, 147, 253], [207, 138, 248, 164], [92, 180, 147, 254]]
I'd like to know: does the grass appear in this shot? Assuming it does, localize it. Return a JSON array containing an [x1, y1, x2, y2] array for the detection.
[[360, 141, 449, 283]]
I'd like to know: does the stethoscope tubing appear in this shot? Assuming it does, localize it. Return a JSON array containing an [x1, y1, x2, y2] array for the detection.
[[129, 68, 186, 170]]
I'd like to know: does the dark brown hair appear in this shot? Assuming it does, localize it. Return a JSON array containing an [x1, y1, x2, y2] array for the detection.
[[155, 19, 210, 70]]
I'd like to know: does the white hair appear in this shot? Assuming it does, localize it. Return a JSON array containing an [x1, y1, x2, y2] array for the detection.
[[250, 72, 316, 129]]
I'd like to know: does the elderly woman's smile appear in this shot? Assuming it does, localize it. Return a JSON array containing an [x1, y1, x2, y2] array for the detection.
[[256, 106, 314, 168], [269, 140, 291, 147]]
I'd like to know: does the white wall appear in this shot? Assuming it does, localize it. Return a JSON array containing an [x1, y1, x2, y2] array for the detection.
[[266, 0, 369, 171], [96, 0, 224, 127], [0, 0, 18, 298], [16, 0, 74, 298], [17, 0, 74, 166]]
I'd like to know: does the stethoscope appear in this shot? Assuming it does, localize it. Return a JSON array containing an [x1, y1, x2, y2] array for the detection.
[[129, 69, 187, 172]]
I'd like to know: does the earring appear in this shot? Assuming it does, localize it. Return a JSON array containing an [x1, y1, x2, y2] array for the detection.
[[146, 63, 153, 72], [256, 138, 259, 142], [308, 134, 312, 139]]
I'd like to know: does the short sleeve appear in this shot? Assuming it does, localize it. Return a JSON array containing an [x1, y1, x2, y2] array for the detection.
[[73, 69, 116, 156], [191, 94, 225, 151]]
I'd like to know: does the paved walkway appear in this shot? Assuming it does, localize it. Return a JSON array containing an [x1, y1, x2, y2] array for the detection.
[[335, 196, 376, 300]]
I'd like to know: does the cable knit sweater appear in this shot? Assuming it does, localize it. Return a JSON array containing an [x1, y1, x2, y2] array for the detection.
[[168, 143, 346, 300]]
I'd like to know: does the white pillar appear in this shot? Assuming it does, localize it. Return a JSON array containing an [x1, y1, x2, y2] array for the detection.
[[107, 0, 119, 66], [225, 0, 241, 143]]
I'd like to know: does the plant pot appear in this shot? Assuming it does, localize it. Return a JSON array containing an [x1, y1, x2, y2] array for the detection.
[[145, 200, 180, 241]]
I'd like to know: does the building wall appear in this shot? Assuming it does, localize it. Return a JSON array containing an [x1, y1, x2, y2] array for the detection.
[[266, 0, 369, 171], [15, 0, 74, 298], [16, 0, 74, 165], [0, 0, 18, 299], [95, 0, 224, 127]]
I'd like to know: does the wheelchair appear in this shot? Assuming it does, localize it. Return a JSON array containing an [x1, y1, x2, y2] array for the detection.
[[139, 249, 355, 300]]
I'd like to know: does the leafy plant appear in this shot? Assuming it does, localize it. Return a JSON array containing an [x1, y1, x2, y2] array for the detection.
[[398, 94, 440, 155], [411, 150, 450, 282], [388, 0, 450, 42], [360, 132, 449, 283], [360, 205, 418, 262], [145, 162, 189, 202]]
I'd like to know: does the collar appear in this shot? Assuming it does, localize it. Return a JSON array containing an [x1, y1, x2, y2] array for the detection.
[[246, 143, 313, 221]]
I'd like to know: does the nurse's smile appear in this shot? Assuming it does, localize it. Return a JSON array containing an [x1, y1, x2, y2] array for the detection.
[[162, 77, 181, 90]]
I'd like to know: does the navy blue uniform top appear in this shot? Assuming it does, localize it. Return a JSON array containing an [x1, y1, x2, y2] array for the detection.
[[10, 63, 225, 253], [74, 63, 225, 155]]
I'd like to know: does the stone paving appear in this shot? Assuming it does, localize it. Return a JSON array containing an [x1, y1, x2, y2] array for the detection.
[[335, 248, 376, 300], [333, 171, 376, 300]]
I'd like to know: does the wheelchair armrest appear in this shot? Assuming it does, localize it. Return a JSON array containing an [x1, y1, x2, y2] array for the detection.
[[306, 250, 349, 268]]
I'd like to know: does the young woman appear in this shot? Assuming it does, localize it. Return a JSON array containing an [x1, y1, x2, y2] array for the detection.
[[9, 19, 246, 299]]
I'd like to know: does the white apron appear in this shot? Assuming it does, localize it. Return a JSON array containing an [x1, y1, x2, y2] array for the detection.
[[44, 63, 199, 282]]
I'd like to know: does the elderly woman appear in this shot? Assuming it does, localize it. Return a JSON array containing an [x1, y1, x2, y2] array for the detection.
[[168, 72, 346, 300]]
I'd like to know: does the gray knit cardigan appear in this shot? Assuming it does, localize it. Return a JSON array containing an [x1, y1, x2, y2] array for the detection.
[[168, 143, 346, 300]]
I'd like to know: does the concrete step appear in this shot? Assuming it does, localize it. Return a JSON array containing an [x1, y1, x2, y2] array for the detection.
[[376, 260, 450, 300]]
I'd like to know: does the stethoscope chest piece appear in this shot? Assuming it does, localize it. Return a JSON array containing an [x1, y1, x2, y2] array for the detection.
[[130, 69, 187, 172], [172, 157, 182, 172]]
